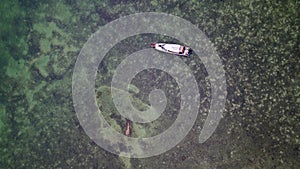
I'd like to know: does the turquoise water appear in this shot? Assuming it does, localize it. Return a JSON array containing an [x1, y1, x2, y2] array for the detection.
[[0, 0, 299, 168]]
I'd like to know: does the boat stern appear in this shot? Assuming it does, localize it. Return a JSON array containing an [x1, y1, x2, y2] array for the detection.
[[150, 42, 156, 48]]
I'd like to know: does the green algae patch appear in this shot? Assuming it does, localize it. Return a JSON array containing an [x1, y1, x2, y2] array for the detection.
[[96, 85, 159, 136], [119, 156, 132, 169], [34, 56, 50, 78], [33, 21, 77, 54], [33, 22, 65, 53], [0, 0, 28, 60], [49, 0, 72, 22], [131, 124, 147, 138], [0, 43, 10, 74], [25, 81, 47, 111], [128, 84, 140, 94], [51, 53, 75, 76], [33, 22, 62, 39], [96, 86, 124, 132], [0, 104, 5, 130], [5, 57, 30, 80], [62, 44, 78, 55], [39, 39, 51, 53], [33, 1, 72, 23], [0, 104, 5, 144]]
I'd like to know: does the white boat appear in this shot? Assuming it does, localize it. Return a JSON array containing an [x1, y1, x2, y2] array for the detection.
[[151, 42, 192, 57]]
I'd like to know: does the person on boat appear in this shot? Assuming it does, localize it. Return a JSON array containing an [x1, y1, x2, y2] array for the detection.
[[179, 46, 185, 54], [158, 44, 166, 51], [183, 48, 190, 56], [151, 43, 167, 51]]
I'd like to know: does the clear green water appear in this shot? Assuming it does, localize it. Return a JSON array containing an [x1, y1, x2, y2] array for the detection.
[[0, 0, 299, 168]]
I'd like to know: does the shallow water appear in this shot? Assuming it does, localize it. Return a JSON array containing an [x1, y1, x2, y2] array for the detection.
[[0, 0, 299, 168]]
